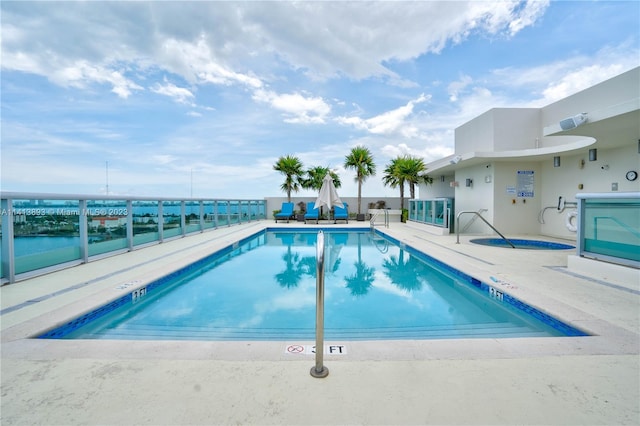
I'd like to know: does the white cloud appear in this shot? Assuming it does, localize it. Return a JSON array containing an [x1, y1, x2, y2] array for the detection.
[[151, 79, 195, 105], [160, 36, 263, 89], [252, 89, 331, 124], [337, 94, 430, 137], [49, 61, 143, 98], [448, 75, 473, 102]]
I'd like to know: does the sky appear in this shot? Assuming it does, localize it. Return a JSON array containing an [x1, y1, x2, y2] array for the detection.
[[1, 1, 639, 200]]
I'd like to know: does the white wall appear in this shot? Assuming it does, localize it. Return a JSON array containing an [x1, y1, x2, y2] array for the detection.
[[456, 110, 494, 153], [539, 144, 640, 239], [421, 175, 456, 198], [453, 163, 495, 234], [456, 108, 541, 153], [492, 109, 541, 151], [492, 162, 542, 235]]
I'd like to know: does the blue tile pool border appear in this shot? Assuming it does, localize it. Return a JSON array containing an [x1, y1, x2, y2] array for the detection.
[[36, 228, 588, 339]]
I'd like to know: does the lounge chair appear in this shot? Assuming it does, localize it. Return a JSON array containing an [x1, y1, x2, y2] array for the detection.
[[275, 202, 294, 223], [333, 203, 348, 223], [304, 202, 319, 224]]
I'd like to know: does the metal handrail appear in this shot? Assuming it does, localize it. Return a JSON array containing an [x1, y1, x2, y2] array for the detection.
[[456, 211, 516, 248], [310, 230, 329, 378], [369, 209, 389, 230]]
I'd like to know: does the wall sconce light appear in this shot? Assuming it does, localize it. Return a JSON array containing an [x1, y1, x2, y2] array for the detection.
[[553, 156, 561, 167], [465, 178, 473, 187], [440, 175, 445, 182], [589, 148, 597, 161]]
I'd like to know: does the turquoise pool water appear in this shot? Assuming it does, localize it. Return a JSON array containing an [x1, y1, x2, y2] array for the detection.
[[40, 229, 586, 341], [470, 238, 575, 250]]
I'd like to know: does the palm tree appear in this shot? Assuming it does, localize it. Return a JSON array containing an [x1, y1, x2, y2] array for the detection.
[[273, 155, 304, 202], [383, 155, 431, 208], [301, 166, 341, 192], [401, 156, 430, 200], [382, 157, 406, 208], [301, 166, 340, 218], [344, 146, 376, 215]]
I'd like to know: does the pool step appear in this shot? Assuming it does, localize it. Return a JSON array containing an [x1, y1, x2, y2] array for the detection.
[[79, 321, 550, 341]]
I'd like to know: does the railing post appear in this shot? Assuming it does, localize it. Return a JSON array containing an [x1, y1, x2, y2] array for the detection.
[[79, 199, 89, 263], [1, 197, 15, 283], [310, 230, 329, 378], [126, 200, 133, 250]]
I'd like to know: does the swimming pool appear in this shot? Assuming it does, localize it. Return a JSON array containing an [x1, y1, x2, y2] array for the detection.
[[38, 229, 587, 341], [470, 238, 575, 250]]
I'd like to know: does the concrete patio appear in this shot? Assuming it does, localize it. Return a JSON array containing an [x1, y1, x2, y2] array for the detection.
[[1, 221, 638, 425]]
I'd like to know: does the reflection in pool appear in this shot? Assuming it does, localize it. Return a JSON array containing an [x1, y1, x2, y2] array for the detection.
[[43, 230, 585, 341]]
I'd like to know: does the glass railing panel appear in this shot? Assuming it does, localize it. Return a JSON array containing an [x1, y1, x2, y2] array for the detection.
[[259, 201, 266, 219], [408, 198, 452, 228], [132, 201, 159, 246], [203, 201, 216, 229], [434, 200, 445, 225], [185, 201, 201, 234], [582, 197, 640, 264], [12, 199, 81, 274], [417, 200, 424, 222], [217, 201, 230, 226], [86, 200, 128, 257], [425, 201, 434, 225], [240, 200, 250, 222], [162, 201, 182, 239], [229, 200, 240, 225]]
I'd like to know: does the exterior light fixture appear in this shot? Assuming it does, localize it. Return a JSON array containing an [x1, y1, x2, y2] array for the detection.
[[553, 156, 561, 167], [465, 178, 473, 187], [589, 148, 597, 161]]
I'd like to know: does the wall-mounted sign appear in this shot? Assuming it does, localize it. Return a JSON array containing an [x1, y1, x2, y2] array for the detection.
[[517, 170, 535, 197]]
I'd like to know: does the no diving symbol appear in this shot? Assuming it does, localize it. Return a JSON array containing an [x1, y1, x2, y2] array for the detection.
[[287, 345, 305, 354], [284, 344, 347, 355]]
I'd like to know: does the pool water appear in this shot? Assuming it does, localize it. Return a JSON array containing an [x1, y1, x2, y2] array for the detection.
[[470, 238, 575, 250], [45, 230, 584, 341]]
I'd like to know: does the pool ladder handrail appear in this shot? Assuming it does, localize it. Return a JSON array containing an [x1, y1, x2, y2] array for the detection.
[[370, 209, 389, 230], [456, 211, 516, 248], [311, 230, 329, 378]]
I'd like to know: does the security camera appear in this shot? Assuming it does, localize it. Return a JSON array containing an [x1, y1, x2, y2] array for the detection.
[[601, 165, 609, 170]]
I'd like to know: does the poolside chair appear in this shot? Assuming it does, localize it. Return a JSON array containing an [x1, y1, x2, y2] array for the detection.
[[304, 202, 319, 224], [275, 202, 294, 223], [333, 203, 348, 224]]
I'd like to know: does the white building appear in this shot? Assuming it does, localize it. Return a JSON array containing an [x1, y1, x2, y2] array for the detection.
[[418, 67, 639, 239], [417, 67, 639, 282]]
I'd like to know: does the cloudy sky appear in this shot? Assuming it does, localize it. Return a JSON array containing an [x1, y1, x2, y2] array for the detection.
[[1, 1, 638, 199]]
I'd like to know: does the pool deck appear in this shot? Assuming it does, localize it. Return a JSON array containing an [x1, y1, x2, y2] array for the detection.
[[1, 220, 639, 425]]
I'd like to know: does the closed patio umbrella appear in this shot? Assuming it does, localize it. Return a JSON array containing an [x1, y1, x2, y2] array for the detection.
[[314, 174, 343, 223]]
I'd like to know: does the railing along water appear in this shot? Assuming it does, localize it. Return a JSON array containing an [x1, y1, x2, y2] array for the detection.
[[456, 211, 515, 248], [0, 192, 267, 284], [311, 230, 329, 378]]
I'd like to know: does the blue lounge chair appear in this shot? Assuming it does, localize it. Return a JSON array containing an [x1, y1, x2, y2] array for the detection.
[[333, 203, 348, 223], [304, 202, 319, 224], [275, 202, 294, 223]]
